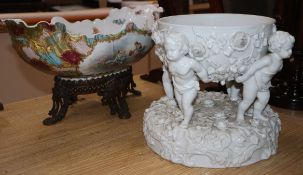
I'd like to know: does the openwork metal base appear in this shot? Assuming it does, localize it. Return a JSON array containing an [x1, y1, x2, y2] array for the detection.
[[43, 66, 141, 126]]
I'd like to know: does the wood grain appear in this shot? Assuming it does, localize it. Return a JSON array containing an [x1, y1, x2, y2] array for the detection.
[[0, 76, 303, 175]]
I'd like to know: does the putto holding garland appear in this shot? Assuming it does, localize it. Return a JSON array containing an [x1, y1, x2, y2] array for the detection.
[[162, 32, 210, 128]]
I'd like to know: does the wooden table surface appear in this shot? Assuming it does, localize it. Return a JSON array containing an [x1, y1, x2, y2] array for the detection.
[[0, 76, 303, 175]]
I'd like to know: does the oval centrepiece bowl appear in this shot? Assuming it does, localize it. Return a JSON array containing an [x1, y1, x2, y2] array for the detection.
[[4, 5, 162, 77]]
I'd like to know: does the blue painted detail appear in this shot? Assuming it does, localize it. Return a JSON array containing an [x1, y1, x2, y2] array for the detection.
[[94, 34, 102, 40], [47, 36, 57, 45], [86, 37, 95, 46], [15, 37, 28, 45], [113, 19, 126, 25], [55, 22, 67, 33], [39, 52, 62, 67], [105, 51, 127, 65], [94, 34, 111, 41]]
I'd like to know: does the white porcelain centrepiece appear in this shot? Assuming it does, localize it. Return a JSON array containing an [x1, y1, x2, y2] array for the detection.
[[144, 14, 295, 168]]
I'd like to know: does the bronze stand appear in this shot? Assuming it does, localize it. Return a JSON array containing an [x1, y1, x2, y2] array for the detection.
[[43, 66, 141, 126]]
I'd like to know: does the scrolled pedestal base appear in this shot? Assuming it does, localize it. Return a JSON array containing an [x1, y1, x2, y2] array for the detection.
[[44, 66, 140, 126], [143, 91, 281, 168]]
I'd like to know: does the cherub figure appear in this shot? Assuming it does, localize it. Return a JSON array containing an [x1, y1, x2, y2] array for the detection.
[[152, 28, 176, 104], [236, 31, 295, 121], [226, 80, 241, 101], [164, 32, 210, 128]]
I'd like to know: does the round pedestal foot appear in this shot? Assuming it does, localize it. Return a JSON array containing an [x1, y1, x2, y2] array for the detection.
[[130, 89, 142, 96], [144, 91, 281, 168], [43, 117, 63, 126], [118, 112, 131, 119], [0, 102, 3, 111]]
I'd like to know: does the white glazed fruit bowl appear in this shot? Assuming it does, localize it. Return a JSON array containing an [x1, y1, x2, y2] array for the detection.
[[155, 13, 276, 82], [4, 5, 162, 77]]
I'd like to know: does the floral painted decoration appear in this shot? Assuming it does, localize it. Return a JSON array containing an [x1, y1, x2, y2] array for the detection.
[[4, 4, 163, 77]]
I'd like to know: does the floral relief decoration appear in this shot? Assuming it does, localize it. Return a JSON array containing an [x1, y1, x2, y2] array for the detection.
[[154, 28, 270, 82]]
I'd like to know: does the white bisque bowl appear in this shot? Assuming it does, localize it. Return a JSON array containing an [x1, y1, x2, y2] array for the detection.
[[4, 5, 162, 77], [157, 14, 276, 82]]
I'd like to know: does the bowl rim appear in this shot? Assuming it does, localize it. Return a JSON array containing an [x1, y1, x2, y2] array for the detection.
[[3, 5, 157, 37], [158, 13, 276, 28]]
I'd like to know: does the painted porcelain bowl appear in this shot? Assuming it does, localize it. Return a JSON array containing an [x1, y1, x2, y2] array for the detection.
[[154, 14, 276, 82], [4, 5, 162, 77]]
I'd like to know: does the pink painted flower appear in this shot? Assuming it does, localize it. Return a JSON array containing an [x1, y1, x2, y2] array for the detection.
[[70, 40, 92, 56], [61, 50, 82, 65]]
